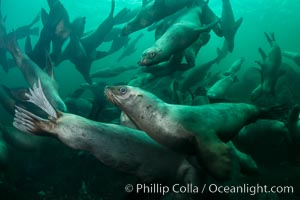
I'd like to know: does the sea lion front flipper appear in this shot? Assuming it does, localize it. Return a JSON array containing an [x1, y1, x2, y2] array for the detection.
[[194, 131, 233, 180]]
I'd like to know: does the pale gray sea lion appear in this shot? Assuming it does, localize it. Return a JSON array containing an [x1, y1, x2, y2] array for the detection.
[[13, 80, 201, 186], [105, 85, 279, 180], [139, 5, 218, 66], [282, 51, 300, 67], [220, 0, 243, 52], [5, 34, 67, 112]]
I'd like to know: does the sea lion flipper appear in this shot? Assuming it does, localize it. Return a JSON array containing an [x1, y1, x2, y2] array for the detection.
[[25, 79, 58, 119], [233, 17, 243, 36], [194, 133, 233, 180]]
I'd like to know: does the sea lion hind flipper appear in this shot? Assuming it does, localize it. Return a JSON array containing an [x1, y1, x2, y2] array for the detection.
[[25, 79, 58, 119], [258, 48, 267, 61], [194, 133, 233, 180], [233, 17, 243, 36], [13, 105, 48, 134], [258, 103, 289, 121]]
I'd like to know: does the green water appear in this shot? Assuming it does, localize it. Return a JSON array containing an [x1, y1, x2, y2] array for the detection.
[[1, 0, 300, 199]]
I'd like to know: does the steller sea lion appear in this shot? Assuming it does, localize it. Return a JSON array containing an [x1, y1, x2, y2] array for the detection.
[[13, 80, 202, 186], [5, 33, 67, 112], [220, 0, 243, 52], [282, 51, 300, 67], [104, 85, 281, 180], [223, 57, 244, 76], [138, 4, 218, 66], [121, 0, 196, 36], [251, 33, 282, 103], [206, 74, 238, 102]]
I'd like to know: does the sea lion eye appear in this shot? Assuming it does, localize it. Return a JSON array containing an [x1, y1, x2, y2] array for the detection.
[[150, 52, 156, 58], [119, 87, 127, 95]]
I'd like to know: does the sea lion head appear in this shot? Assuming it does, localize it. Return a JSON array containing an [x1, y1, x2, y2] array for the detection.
[[105, 85, 143, 109], [71, 16, 86, 37], [139, 47, 163, 66]]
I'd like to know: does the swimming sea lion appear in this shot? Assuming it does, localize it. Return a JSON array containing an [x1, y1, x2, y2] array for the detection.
[[139, 5, 218, 66], [105, 85, 278, 180], [13, 80, 201, 186], [206, 74, 238, 102], [179, 53, 220, 91], [118, 33, 144, 61], [282, 51, 300, 67], [223, 57, 244, 76], [121, 0, 196, 36], [58, 0, 127, 83], [251, 33, 282, 103], [5, 34, 67, 112], [220, 0, 243, 52]]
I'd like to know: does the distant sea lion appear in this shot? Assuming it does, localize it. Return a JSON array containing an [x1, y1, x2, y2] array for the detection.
[[58, 0, 128, 83], [118, 33, 144, 61], [13, 80, 201, 186], [207, 74, 238, 102], [282, 51, 300, 67], [139, 5, 218, 66], [105, 85, 279, 180], [220, 0, 243, 52], [251, 33, 282, 103], [223, 57, 244, 76]]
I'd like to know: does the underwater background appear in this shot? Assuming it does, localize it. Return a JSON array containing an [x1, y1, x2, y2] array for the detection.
[[1, 0, 300, 199]]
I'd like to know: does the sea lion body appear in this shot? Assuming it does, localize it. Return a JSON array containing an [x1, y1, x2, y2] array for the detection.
[[121, 0, 195, 36], [105, 85, 266, 180], [223, 57, 244, 76], [5, 35, 67, 112], [207, 74, 238, 101], [139, 5, 216, 66], [220, 0, 243, 52], [251, 33, 282, 102], [13, 82, 201, 184], [282, 51, 300, 67], [58, 0, 117, 83]]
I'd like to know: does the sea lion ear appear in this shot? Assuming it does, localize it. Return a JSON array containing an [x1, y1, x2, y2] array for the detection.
[[137, 94, 143, 98]]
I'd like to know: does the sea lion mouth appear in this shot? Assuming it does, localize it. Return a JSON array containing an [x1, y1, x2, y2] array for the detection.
[[104, 87, 118, 105]]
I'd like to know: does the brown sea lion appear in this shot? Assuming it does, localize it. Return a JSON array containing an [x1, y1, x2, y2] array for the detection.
[[105, 85, 278, 180], [13, 80, 201, 186]]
